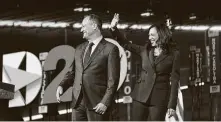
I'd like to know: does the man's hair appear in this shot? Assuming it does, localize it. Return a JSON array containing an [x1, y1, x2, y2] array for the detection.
[[84, 14, 102, 30]]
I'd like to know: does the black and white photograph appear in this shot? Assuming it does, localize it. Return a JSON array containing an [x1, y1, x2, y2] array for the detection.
[[0, 0, 221, 121]]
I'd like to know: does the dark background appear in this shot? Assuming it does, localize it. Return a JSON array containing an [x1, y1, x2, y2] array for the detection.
[[0, 27, 220, 120]]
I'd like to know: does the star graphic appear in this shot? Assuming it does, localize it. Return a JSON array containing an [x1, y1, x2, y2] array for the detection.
[[2, 51, 42, 107]]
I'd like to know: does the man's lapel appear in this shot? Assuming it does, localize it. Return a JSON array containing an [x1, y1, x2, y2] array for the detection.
[[80, 42, 89, 70], [83, 38, 106, 70]]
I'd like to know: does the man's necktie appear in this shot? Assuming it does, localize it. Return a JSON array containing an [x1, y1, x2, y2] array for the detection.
[[83, 42, 94, 67]]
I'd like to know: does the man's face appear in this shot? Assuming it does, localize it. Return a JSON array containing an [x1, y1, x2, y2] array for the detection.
[[81, 17, 96, 40]]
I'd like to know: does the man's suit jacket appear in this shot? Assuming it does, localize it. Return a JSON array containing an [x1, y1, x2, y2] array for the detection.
[[111, 28, 180, 109], [59, 38, 120, 109]]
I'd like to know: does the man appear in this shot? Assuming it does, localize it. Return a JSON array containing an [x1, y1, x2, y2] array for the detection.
[[56, 14, 120, 121]]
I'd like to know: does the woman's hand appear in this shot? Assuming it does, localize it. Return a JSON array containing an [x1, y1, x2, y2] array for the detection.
[[167, 108, 176, 118], [110, 13, 119, 29]]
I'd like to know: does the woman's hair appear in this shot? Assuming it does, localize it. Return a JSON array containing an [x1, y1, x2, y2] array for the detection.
[[148, 23, 178, 53]]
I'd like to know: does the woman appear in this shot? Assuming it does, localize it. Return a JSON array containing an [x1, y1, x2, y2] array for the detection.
[[110, 13, 180, 121]]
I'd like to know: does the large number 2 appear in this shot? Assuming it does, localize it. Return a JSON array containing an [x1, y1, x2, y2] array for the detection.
[[42, 45, 75, 104]]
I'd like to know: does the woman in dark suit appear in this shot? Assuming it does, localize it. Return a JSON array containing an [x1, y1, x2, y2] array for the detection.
[[110, 14, 180, 121]]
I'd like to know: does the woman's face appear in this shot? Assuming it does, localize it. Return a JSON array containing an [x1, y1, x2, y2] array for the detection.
[[148, 27, 159, 47]]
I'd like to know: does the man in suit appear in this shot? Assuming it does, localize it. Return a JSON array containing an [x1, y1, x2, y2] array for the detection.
[[56, 14, 120, 121]]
